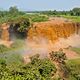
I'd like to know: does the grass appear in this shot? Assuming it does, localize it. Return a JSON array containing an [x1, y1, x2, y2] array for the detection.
[[23, 14, 49, 22], [60, 15, 80, 22], [0, 53, 23, 66], [49, 14, 80, 22], [11, 39, 25, 49], [0, 39, 25, 54], [0, 39, 24, 67], [67, 58, 80, 65], [70, 47, 80, 55]]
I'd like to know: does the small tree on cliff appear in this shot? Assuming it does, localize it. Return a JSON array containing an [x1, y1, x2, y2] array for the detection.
[[8, 16, 31, 38], [17, 17, 30, 32], [49, 50, 69, 79], [49, 50, 67, 64]]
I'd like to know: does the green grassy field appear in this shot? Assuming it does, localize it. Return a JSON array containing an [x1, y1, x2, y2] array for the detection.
[[66, 58, 80, 80], [48, 14, 80, 22], [62, 15, 80, 22], [0, 39, 25, 54], [70, 47, 80, 55]]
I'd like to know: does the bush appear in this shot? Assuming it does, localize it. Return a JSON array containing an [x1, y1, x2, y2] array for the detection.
[[0, 45, 9, 53], [66, 59, 80, 80], [0, 54, 56, 80]]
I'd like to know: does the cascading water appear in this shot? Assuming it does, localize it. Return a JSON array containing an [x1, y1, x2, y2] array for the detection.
[[0, 18, 80, 59], [24, 18, 80, 58]]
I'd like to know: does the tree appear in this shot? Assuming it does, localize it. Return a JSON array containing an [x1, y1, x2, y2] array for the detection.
[[29, 54, 56, 80], [49, 50, 69, 79], [71, 8, 80, 16], [49, 50, 67, 64], [9, 6, 19, 15]]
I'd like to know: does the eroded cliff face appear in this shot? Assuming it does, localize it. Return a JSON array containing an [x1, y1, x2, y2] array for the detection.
[[27, 19, 80, 43]]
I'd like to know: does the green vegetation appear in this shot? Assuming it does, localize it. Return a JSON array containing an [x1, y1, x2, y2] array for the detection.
[[25, 14, 48, 22], [0, 6, 48, 24], [0, 6, 25, 24], [0, 54, 56, 80], [0, 46, 80, 80], [0, 45, 9, 53], [8, 15, 30, 32], [39, 7, 80, 22], [70, 47, 80, 55], [49, 50, 67, 63], [0, 39, 25, 54], [49, 50, 69, 80], [39, 7, 80, 16], [66, 59, 80, 80], [0, 6, 80, 24], [60, 15, 80, 22], [0, 6, 80, 26], [49, 50, 80, 80]]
